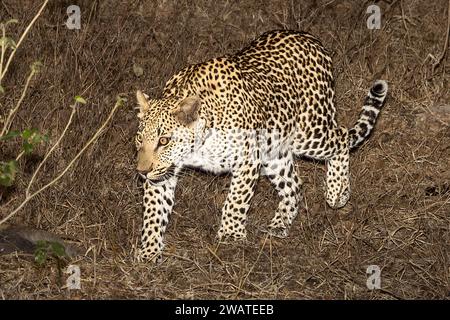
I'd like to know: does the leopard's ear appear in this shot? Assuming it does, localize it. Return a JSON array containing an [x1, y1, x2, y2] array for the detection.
[[136, 90, 151, 119], [170, 96, 201, 127]]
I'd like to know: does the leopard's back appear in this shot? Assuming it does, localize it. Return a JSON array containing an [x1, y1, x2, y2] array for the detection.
[[164, 30, 337, 133]]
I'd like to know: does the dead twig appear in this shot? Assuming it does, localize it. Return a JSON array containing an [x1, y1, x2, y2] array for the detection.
[[0, 65, 38, 137], [0, 0, 49, 81], [0, 96, 126, 226]]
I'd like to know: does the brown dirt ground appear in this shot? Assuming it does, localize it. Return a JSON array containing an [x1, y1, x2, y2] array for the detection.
[[0, 0, 449, 299]]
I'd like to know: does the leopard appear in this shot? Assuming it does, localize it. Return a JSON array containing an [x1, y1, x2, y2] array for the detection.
[[134, 30, 388, 262]]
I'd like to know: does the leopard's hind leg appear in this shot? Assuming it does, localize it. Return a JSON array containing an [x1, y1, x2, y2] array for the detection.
[[324, 140, 350, 208], [294, 125, 351, 209], [262, 151, 303, 238]]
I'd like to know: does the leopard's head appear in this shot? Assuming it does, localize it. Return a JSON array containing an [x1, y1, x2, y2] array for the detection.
[[135, 90, 204, 181]]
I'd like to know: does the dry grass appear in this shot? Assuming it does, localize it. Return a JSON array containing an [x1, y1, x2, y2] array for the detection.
[[0, 0, 449, 299]]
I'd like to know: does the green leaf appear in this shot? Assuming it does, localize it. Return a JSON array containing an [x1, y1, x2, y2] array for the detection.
[[74, 96, 87, 104], [34, 240, 50, 265], [6, 160, 17, 172], [0, 160, 17, 187], [30, 134, 40, 145], [18, 129, 48, 152], [23, 141, 34, 154], [0, 130, 20, 141], [34, 250, 47, 265], [34, 242, 48, 265], [31, 61, 43, 73], [30, 132, 47, 145], [33, 240, 67, 265], [0, 85, 4, 94], [0, 175, 11, 187], [50, 242, 67, 258], [21, 128, 36, 140]]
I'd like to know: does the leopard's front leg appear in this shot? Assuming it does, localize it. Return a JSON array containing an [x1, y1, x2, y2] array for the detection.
[[136, 176, 177, 262], [217, 158, 261, 242]]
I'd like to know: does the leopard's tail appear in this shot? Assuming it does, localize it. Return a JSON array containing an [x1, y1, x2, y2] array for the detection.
[[348, 80, 388, 149]]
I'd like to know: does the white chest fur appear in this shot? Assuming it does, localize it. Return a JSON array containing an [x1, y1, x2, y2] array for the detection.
[[182, 129, 234, 174]]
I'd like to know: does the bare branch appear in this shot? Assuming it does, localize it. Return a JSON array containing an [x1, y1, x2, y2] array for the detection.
[[0, 0, 49, 82], [0, 97, 126, 226], [25, 104, 77, 197], [0, 67, 37, 137]]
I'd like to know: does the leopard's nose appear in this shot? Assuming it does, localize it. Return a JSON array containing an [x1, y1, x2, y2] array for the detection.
[[137, 164, 153, 174], [137, 166, 152, 181], [137, 168, 151, 175]]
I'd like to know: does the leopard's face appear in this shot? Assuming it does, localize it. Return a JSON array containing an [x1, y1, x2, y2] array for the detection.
[[135, 93, 201, 181]]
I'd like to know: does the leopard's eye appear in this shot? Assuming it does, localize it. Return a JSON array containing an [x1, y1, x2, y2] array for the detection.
[[158, 136, 170, 146], [135, 135, 143, 148]]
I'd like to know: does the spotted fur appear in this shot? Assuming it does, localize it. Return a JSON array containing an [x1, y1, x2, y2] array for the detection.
[[135, 30, 388, 262]]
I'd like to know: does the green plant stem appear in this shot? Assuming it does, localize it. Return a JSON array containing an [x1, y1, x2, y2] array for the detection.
[[0, 97, 125, 226], [26, 104, 77, 197], [0, 0, 49, 81]]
